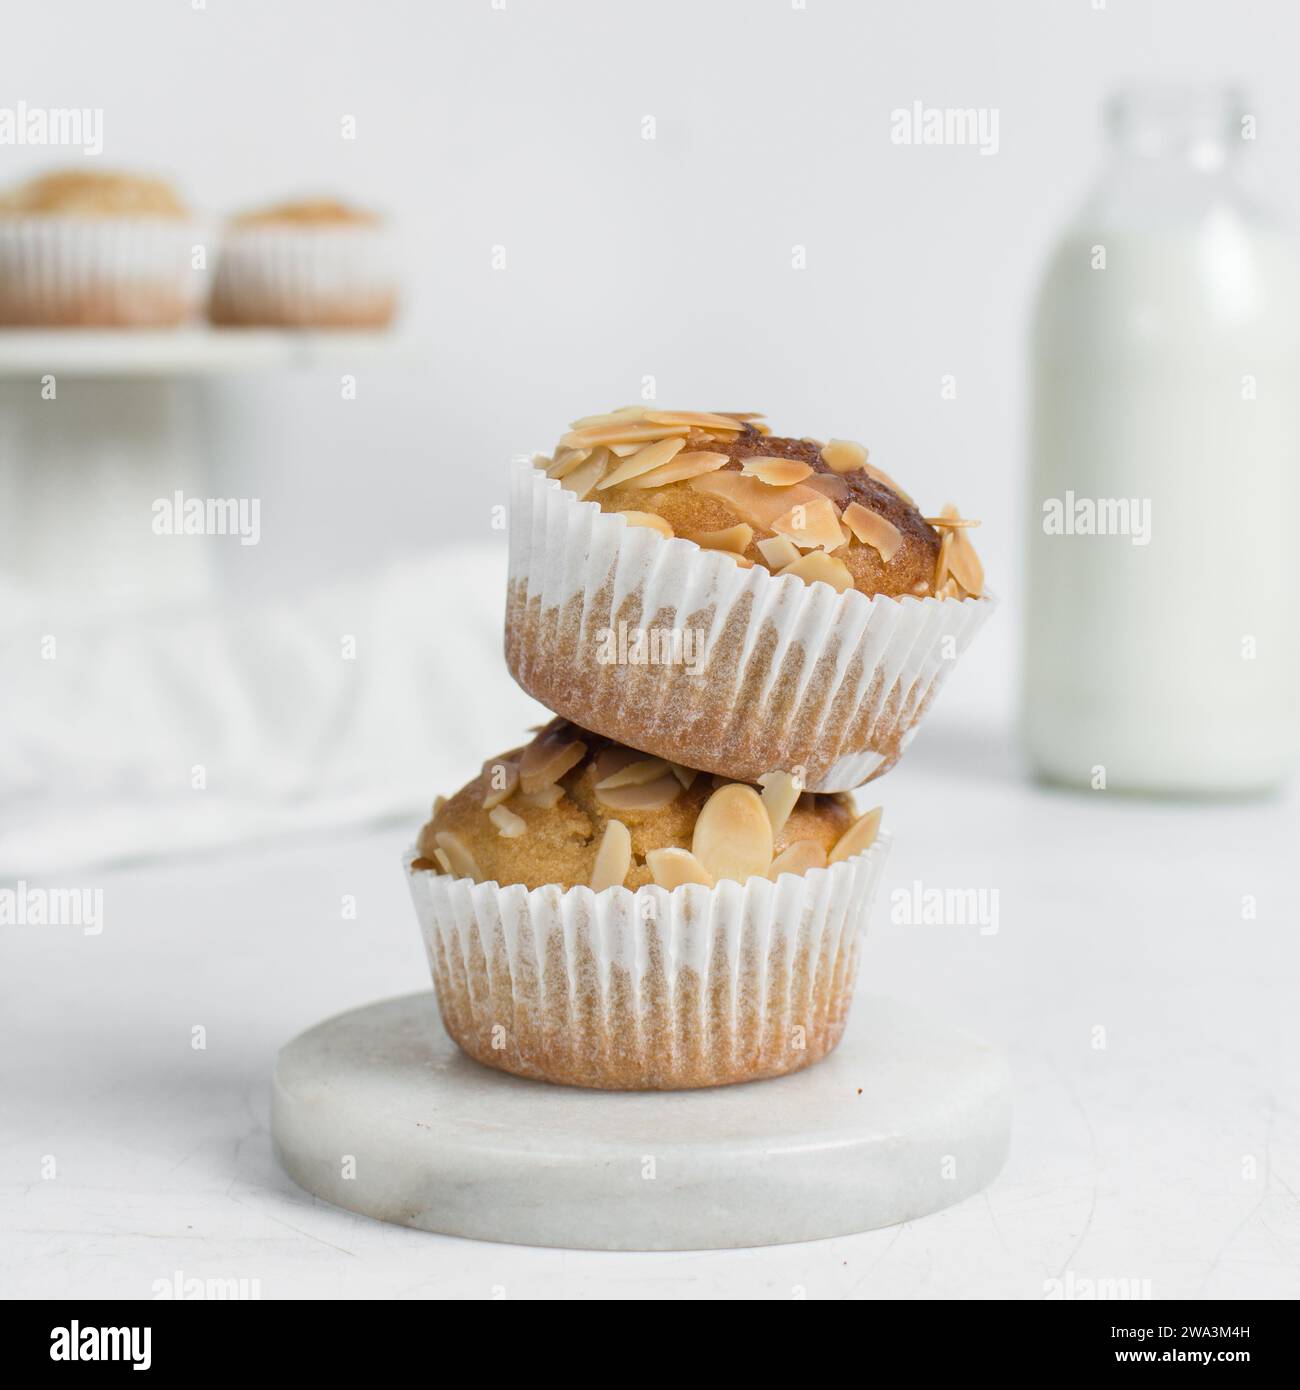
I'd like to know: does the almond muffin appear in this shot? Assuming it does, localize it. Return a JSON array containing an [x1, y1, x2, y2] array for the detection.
[[506, 408, 992, 790], [210, 197, 397, 328], [406, 718, 888, 1090], [0, 168, 197, 326]]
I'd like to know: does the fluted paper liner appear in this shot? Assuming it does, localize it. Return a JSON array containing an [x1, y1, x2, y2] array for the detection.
[[405, 830, 890, 1090], [506, 460, 992, 790], [210, 224, 398, 327], [0, 217, 202, 326]]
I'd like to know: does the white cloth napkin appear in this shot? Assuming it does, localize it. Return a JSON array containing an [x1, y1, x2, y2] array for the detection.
[[0, 543, 549, 875]]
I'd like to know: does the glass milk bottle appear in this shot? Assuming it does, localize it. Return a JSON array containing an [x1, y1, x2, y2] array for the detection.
[[1023, 86, 1300, 794]]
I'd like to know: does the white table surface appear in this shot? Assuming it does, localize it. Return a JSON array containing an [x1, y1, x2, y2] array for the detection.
[[3, 718, 1298, 1300]]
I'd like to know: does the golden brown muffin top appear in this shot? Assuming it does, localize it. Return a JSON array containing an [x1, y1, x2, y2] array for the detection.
[[231, 198, 381, 227], [0, 170, 187, 218], [535, 409, 983, 600], [412, 718, 882, 892]]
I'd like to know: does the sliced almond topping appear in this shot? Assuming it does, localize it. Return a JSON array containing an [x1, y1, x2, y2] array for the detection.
[[829, 806, 882, 863], [769, 840, 828, 879], [558, 447, 609, 500], [595, 756, 670, 790], [590, 819, 632, 891], [608, 441, 647, 457], [646, 847, 715, 889], [864, 461, 915, 505], [803, 472, 850, 505], [689, 472, 824, 530], [621, 450, 731, 490], [692, 783, 773, 884], [519, 734, 586, 794], [820, 439, 868, 474], [596, 774, 682, 812], [777, 550, 855, 594], [667, 762, 698, 789], [434, 831, 482, 882], [432, 847, 453, 875], [482, 760, 520, 810], [561, 420, 689, 449], [642, 410, 745, 433], [591, 745, 641, 784], [545, 447, 593, 480], [771, 496, 846, 552], [843, 502, 904, 562], [757, 770, 803, 837], [718, 411, 766, 422], [517, 783, 565, 809], [940, 504, 984, 596], [923, 515, 981, 529], [432, 794, 447, 816], [489, 804, 527, 838], [696, 522, 753, 554], [740, 455, 813, 487], [756, 534, 801, 570], [568, 407, 648, 429], [617, 510, 674, 539], [932, 527, 954, 594], [597, 435, 687, 490]]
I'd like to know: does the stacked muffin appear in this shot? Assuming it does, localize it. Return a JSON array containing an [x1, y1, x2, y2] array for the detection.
[[407, 408, 991, 1090]]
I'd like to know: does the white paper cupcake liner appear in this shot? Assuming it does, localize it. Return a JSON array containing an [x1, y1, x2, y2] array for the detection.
[[0, 216, 202, 326], [505, 460, 993, 791], [210, 224, 398, 327], [404, 828, 890, 1090]]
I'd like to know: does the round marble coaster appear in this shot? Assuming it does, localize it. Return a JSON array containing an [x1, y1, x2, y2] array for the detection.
[[272, 993, 1011, 1251]]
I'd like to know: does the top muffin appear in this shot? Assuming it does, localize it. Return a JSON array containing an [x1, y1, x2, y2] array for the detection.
[[0, 170, 187, 218], [229, 198, 382, 227], [537, 408, 982, 600]]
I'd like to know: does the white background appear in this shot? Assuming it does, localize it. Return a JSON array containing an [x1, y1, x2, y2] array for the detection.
[[4, 0, 1300, 1301]]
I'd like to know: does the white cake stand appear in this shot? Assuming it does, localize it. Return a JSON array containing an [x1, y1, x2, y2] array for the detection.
[[0, 329, 392, 607], [272, 992, 1011, 1251]]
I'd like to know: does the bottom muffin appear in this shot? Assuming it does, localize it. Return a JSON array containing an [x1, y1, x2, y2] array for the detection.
[[406, 718, 888, 1090]]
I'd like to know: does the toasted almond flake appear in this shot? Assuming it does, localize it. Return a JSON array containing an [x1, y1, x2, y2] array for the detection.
[[757, 770, 803, 836], [489, 804, 527, 838], [668, 762, 698, 789], [621, 450, 731, 490], [432, 847, 453, 875], [777, 550, 855, 593], [911, 578, 931, 595], [590, 819, 632, 891], [482, 760, 520, 809], [923, 516, 981, 529], [769, 840, 828, 879], [596, 773, 682, 811], [843, 501, 904, 562], [608, 442, 646, 457], [591, 745, 641, 784], [829, 806, 882, 863], [804, 472, 850, 504], [718, 412, 766, 421], [597, 435, 687, 489], [772, 496, 846, 552], [517, 783, 565, 809], [756, 534, 801, 570], [820, 439, 868, 474], [434, 831, 482, 882], [546, 446, 592, 480], [696, 522, 753, 554], [558, 447, 609, 500], [561, 420, 689, 449], [643, 410, 745, 433], [432, 795, 447, 815], [938, 504, 984, 596], [932, 527, 954, 593], [568, 407, 648, 429], [740, 455, 813, 486], [864, 461, 914, 504], [595, 756, 670, 790], [519, 734, 586, 794], [617, 510, 674, 538], [646, 847, 715, 889], [690, 472, 823, 530], [692, 784, 773, 883]]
